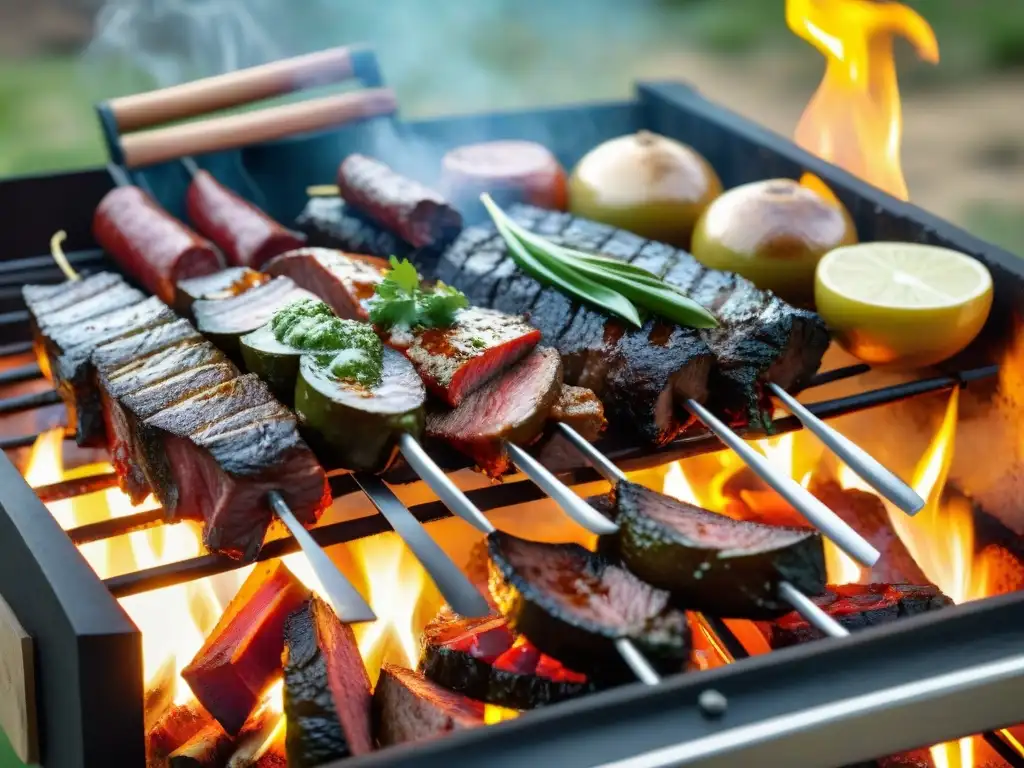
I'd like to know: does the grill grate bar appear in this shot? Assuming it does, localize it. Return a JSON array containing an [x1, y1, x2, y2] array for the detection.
[[0, 362, 42, 386], [68, 508, 165, 545], [0, 341, 34, 358], [982, 731, 1024, 768], [0, 310, 29, 328], [0, 388, 60, 415], [35, 471, 120, 503], [0, 431, 57, 450]]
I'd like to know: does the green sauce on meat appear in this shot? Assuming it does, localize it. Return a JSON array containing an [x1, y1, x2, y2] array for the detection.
[[271, 298, 384, 387]]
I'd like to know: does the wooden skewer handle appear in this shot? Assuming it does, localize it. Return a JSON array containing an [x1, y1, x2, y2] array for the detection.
[[120, 88, 397, 168], [107, 45, 365, 133]]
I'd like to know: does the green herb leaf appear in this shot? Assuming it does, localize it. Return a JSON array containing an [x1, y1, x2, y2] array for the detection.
[[369, 257, 468, 330], [483, 196, 643, 328]]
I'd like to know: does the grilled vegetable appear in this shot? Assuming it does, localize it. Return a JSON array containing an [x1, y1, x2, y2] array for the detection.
[[175, 267, 268, 315], [568, 131, 722, 248], [419, 609, 595, 709], [614, 481, 826, 619], [295, 349, 425, 473], [692, 178, 857, 305], [192, 277, 315, 361], [239, 323, 305, 404], [373, 663, 485, 748], [487, 532, 691, 684], [758, 583, 953, 648], [426, 347, 563, 477], [182, 562, 310, 735], [368, 257, 467, 331], [283, 596, 373, 767]]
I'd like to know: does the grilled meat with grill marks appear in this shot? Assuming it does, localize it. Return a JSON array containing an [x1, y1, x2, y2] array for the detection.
[[373, 664, 485, 748], [34, 281, 146, 333], [22, 272, 124, 313], [264, 247, 385, 321], [295, 196, 418, 262], [433, 204, 829, 435], [426, 347, 563, 477], [175, 267, 268, 315]]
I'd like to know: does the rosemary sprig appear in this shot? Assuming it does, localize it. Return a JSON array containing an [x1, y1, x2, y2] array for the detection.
[[482, 195, 718, 329]]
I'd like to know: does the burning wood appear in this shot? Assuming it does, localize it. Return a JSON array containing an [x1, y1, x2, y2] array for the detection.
[[182, 561, 310, 735], [168, 723, 232, 768], [147, 701, 214, 767]]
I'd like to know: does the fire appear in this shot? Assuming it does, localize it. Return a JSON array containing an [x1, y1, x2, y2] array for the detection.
[[786, 0, 939, 200]]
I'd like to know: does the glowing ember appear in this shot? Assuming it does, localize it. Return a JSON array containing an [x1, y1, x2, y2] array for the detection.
[[786, 0, 939, 200]]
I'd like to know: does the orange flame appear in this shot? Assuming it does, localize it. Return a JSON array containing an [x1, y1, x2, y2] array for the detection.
[[787, 0, 939, 200]]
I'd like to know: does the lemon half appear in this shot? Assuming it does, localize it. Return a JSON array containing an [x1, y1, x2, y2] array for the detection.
[[815, 242, 993, 368]]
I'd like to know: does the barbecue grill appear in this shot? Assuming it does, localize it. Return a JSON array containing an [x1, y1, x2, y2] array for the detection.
[[0, 44, 1022, 768]]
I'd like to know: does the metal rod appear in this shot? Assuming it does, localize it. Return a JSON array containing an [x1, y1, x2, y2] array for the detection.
[[0, 362, 42, 387], [267, 491, 375, 624], [505, 441, 619, 535], [806, 363, 871, 387], [68, 508, 165, 545], [615, 639, 662, 686], [352, 473, 492, 618], [982, 730, 1024, 768], [686, 398, 881, 568], [776, 581, 848, 639], [0, 310, 29, 327], [0, 431, 48, 451], [398, 433, 495, 533], [556, 422, 626, 484], [0, 341, 33, 358], [0, 388, 61, 415], [768, 383, 924, 516], [35, 471, 119, 503]]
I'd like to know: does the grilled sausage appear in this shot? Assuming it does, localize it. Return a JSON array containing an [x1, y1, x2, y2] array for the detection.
[[441, 140, 568, 211], [186, 170, 306, 269], [93, 186, 224, 304]]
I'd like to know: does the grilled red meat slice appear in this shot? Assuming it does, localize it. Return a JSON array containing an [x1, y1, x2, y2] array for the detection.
[[23, 272, 125, 314], [186, 169, 307, 269], [426, 347, 562, 477], [373, 664, 485, 748], [92, 319, 203, 377], [283, 596, 373, 766], [34, 281, 145, 333], [162, 401, 330, 560], [384, 306, 540, 407], [139, 375, 277, 516], [175, 267, 268, 315], [550, 384, 606, 441], [263, 247, 386, 321], [759, 583, 953, 648], [336, 154, 463, 250], [182, 562, 310, 735]]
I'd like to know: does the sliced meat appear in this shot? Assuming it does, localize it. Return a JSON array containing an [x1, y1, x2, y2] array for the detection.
[[613, 481, 825, 618], [182, 562, 310, 735], [162, 401, 329, 560], [91, 319, 203, 377], [549, 385, 606, 441], [426, 347, 562, 477], [33, 296, 177, 446], [487, 531, 691, 684], [295, 196, 417, 261], [384, 306, 540, 407], [759, 583, 954, 648], [23, 272, 125, 315], [34, 281, 145, 333], [175, 267, 268, 315], [336, 154, 463, 249], [283, 596, 373, 767], [186, 169, 307, 268], [373, 664, 485, 748], [263, 247, 384, 321], [419, 609, 594, 709]]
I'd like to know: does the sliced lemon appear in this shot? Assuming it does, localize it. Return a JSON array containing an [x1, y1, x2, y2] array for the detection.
[[815, 242, 993, 368]]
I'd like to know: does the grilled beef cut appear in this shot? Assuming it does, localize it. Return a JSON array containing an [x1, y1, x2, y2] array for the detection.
[[383, 306, 541, 407], [426, 347, 562, 477], [760, 583, 953, 648], [433, 204, 829, 434], [295, 197, 417, 262], [264, 247, 385, 321], [373, 664, 485, 748], [175, 267, 268, 315], [550, 384, 607, 440], [34, 281, 146, 332], [488, 531, 691, 683], [23, 271, 124, 314]]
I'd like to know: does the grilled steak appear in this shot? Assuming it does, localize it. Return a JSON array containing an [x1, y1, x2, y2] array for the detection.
[[373, 664, 485, 748], [426, 347, 562, 477], [549, 384, 607, 441], [384, 306, 541, 407], [283, 596, 373, 767], [34, 281, 145, 332], [295, 196, 417, 260], [31, 293, 177, 445], [175, 267, 268, 315], [487, 531, 691, 683], [432, 204, 829, 436], [23, 272, 124, 314], [759, 583, 953, 648], [264, 247, 384, 321]]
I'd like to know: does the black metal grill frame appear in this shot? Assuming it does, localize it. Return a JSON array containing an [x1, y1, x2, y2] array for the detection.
[[0, 77, 1022, 767]]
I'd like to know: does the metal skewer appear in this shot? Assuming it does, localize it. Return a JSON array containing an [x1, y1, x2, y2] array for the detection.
[[685, 399, 880, 568], [267, 490, 376, 623], [352, 473, 491, 618], [768, 382, 924, 516]]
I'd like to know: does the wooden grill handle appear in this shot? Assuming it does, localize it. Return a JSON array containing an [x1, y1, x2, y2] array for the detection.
[[107, 45, 364, 133], [0, 594, 37, 765], [120, 87, 397, 168]]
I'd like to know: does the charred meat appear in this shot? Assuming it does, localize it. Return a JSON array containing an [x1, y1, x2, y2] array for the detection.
[[295, 197, 418, 262], [264, 247, 385, 321], [175, 267, 268, 316], [550, 384, 607, 441], [759, 583, 954, 648], [426, 346, 562, 477], [283, 596, 373, 767], [613, 481, 826, 618], [487, 531, 691, 683], [373, 664, 485, 748]]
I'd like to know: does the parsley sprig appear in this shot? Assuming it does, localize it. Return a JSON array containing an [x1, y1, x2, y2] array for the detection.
[[369, 257, 468, 330]]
